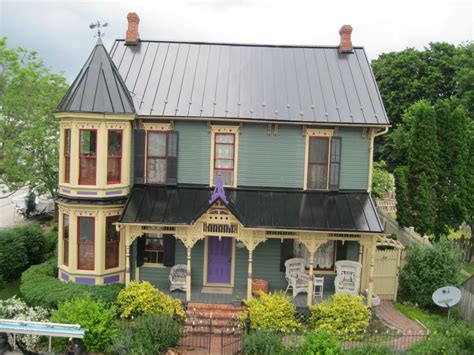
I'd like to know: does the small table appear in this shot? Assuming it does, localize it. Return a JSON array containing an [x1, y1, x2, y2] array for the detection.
[[252, 279, 269, 296]]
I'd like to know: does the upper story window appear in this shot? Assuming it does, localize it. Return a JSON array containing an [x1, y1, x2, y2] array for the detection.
[[63, 214, 69, 266], [79, 130, 97, 185], [64, 129, 71, 183], [77, 216, 95, 270], [146, 131, 167, 184], [213, 133, 235, 186], [107, 130, 122, 184], [105, 216, 120, 269]]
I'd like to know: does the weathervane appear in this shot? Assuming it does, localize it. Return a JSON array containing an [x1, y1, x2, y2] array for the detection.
[[89, 21, 108, 38]]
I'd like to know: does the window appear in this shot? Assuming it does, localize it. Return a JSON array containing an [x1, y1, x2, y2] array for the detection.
[[307, 137, 330, 189], [143, 234, 164, 264], [79, 130, 97, 185], [293, 240, 336, 271], [105, 216, 120, 269], [64, 129, 71, 183], [146, 131, 167, 184], [63, 214, 69, 266], [213, 133, 235, 186], [107, 130, 122, 184], [77, 216, 95, 270]]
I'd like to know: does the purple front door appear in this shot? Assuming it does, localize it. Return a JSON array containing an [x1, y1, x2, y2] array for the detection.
[[207, 237, 232, 284]]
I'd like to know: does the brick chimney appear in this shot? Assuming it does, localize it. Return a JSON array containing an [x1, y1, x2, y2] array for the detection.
[[125, 12, 140, 45], [338, 25, 353, 53]]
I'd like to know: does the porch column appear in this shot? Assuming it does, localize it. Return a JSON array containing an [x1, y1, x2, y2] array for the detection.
[[247, 249, 253, 300], [186, 247, 192, 302], [367, 235, 377, 307], [125, 243, 131, 286], [300, 237, 324, 307], [307, 250, 315, 306]]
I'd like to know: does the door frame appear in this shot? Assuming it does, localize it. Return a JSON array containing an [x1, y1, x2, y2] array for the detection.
[[203, 236, 236, 287]]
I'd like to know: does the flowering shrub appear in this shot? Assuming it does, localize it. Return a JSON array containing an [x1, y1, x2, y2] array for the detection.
[[116, 281, 185, 320], [0, 296, 49, 352], [309, 293, 369, 340]]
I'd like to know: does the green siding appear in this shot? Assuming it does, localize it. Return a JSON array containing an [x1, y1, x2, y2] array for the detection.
[[338, 128, 370, 190], [346, 241, 360, 261], [175, 121, 210, 185], [253, 239, 287, 290], [238, 124, 304, 188]]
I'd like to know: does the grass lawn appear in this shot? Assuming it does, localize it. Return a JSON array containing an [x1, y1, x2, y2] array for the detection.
[[462, 262, 474, 275], [0, 280, 22, 300]]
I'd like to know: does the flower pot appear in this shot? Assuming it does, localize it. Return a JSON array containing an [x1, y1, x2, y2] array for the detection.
[[252, 279, 269, 296]]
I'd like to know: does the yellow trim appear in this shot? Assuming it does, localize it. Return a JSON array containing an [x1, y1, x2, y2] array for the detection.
[[203, 236, 236, 287], [303, 128, 334, 190], [142, 263, 166, 268], [368, 127, 389, 193], [209, 125, 240, 187], [142, 123, 173, 131], [55, 112, 135, 120]]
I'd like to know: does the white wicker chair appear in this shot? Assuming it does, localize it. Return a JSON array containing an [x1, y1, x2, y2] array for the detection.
[[334, 260, 362, 296], [284, 258, 309, 298], [169, 264, 187, 292]]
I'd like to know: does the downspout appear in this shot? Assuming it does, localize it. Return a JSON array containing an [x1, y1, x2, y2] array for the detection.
[[368, 127, 390, 193]]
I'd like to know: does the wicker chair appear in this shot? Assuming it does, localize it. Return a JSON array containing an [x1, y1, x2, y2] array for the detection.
[[334, 260, 362, 296], [284, 258, 309, 298], [169, 264, 187, 292]]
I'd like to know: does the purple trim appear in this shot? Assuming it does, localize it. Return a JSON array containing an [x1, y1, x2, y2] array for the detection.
[[209, 173, 228, 204], [75, 277, 96, 285], [61, 272, 69, 281], [104, 274, 120, 284], [77, 191, 98, 196], [106, 190, 123, 196], [62, 188, 71, 193]]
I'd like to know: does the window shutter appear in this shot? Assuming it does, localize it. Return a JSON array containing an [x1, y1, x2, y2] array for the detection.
[[163, 234, 176, 267], [329, 137, 342, 191], [134, 130, 145, 184], [136, 235, 146, 267], [166, 131, 179, 185], [280, 239, 294, 272]]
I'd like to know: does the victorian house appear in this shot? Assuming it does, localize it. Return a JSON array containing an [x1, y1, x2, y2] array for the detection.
[[55, 13, 395, 307]]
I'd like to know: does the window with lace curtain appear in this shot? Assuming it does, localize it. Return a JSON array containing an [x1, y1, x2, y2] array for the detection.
[[293, 240, 336, 270], [213, 133, 235, 186]]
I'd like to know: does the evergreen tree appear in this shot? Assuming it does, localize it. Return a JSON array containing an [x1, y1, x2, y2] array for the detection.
[[406, 101, 439, 236], [394, 166, 411, 228]]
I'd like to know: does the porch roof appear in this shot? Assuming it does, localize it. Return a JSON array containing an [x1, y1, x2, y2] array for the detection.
[[119, 185, 383, 233]]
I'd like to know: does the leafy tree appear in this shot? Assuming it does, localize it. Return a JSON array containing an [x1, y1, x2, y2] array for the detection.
[[0, 37, 68, 198], [371, 160, 392, 199], [406, 101, 439, 236], [394, 166, 411, 228]]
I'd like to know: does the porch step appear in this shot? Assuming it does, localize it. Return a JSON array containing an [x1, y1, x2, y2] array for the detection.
[[185, 303, 243, 335]]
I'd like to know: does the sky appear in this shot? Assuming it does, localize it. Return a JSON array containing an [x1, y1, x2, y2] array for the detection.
[[1, 0, 472, 82]]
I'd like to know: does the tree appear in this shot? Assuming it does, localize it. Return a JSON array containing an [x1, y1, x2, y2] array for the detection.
[[0, 37, 68, 198], [394, 166, 411, 228], [371, 160, 392, 199]]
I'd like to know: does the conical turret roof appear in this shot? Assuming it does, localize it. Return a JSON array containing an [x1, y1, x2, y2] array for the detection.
[[56, 38, 135, 114]]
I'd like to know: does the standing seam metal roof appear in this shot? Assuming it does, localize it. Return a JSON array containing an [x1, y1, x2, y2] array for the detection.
[[110, 40, 389, 125]]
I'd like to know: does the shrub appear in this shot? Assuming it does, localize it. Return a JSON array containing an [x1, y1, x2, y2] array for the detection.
[[309, 293, 370, 340], [116, 281, 185, 320], [110, 315, 181, 354], [51, 296, 119, 353], [0, 296, 49, 352], [345, 344, 391, 354], [0, 275, 4, 289], [20, 258, 123, 309], [399, 238, 461, 308], [241, 291, 300, 333], [243, 329, 284, 355], [43, 223, 58, 257], [301, 330, 342, 355]]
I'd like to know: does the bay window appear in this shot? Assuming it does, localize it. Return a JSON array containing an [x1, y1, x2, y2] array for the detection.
[[213, 133, 235, 186], [143, 234, 164, 265], [77, 216, 95, 270], [107, 130, 122, 184], [146, 131, 167, 184], [294, 240, 336, 270], [64, 129, 71, 183], [63, 214, 69, 266], [105, 216, 120, 269], [307, 136, 329, 189], [79, 130, 97, 185]]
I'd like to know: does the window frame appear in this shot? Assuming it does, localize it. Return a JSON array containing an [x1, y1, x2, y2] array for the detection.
[[77, 216, 95, 270], [64, 129, 71, 183], [105, 215, 120, 269], [307, 136, 331, 190], [107, 129, 123, 185], [213, 133, 236, 186], [63, 213, 69, 266], [146, 130, 168, 184], [143, 234, 165, 266], [78, 129, 98, 186]]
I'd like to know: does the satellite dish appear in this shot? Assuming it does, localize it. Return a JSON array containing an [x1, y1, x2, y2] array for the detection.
[[432, 286, 461, 308]]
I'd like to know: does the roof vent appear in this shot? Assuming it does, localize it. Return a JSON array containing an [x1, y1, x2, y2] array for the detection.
[[126, 12, 140, 45], [338, 25, 353, 53]]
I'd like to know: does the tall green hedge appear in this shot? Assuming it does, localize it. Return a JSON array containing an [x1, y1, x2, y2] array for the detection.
[[20, 258, 123, 309]]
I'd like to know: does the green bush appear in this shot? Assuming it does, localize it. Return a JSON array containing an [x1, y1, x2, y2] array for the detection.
[[301, 330, 342, 355], [345, 344, 391, 354], [110, 315, 181, 354], [116, 281, 185, 320], [241, 291, 300, 333], [0, 275, 4, 289], [43, 223, 58, 257], [243, 329, 284, 355], [51, 296, 119, 353], [309, 293, 370, 340], [399, 238, 461, 308], [20, 258, 123, 309]]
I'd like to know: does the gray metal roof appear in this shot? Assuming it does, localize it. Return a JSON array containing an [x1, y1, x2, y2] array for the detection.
[[57, 38, 135, 114], [110, 40, 389, 125]]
